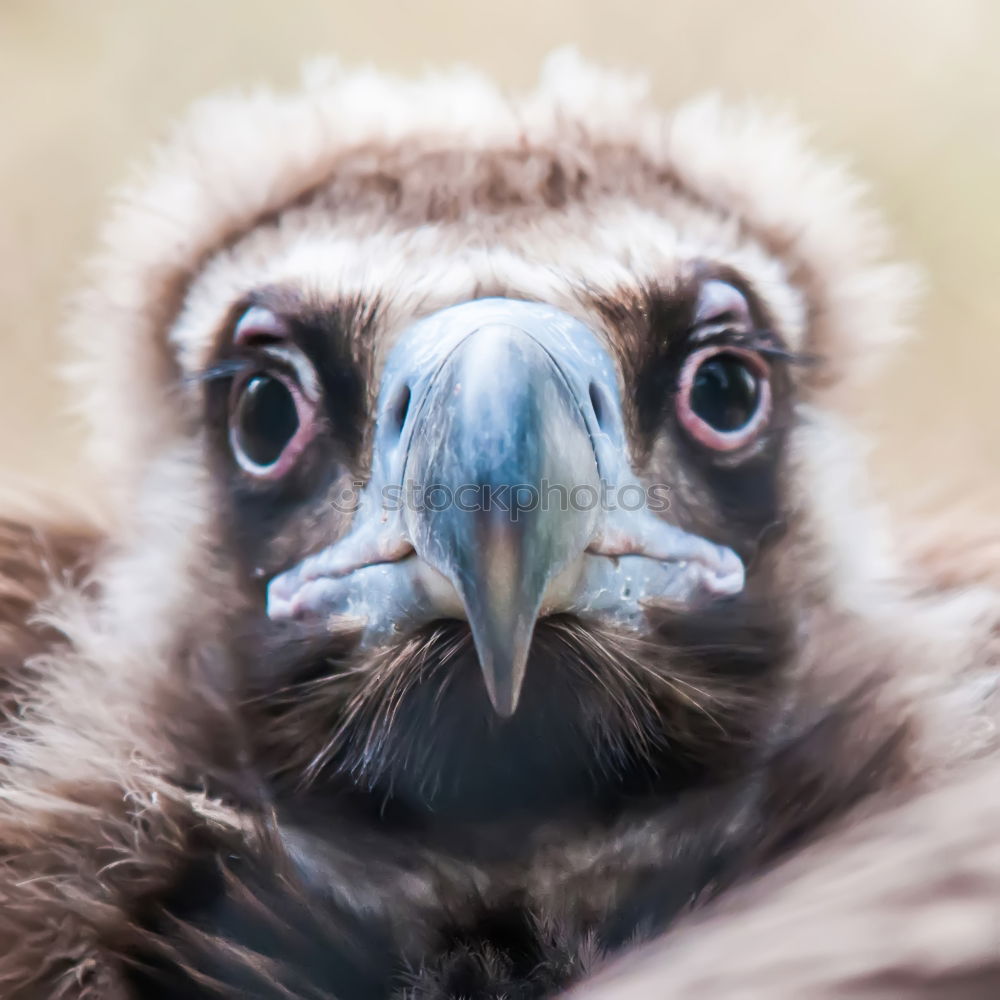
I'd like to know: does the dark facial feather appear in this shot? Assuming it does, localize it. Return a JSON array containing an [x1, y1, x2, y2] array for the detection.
[[239, 594, 790, 825]]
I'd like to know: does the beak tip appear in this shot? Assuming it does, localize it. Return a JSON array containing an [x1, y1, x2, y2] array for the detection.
[[480, 660, 524, 718], [476, 641, 530, 719], [487, 692, 520, 719]]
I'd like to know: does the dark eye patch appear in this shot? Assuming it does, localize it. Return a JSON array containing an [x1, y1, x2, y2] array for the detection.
[[199, 291, 372, 462], [588, 274, 805, 561], [197, 291, 378, 589], [617, 276, 811, 455]]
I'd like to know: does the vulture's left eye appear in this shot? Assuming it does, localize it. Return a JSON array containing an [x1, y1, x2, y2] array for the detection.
[[229, 372, 315, 477], [676, 346, 771, 452]]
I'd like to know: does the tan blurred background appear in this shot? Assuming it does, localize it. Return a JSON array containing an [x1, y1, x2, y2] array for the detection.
[[2, 0, 998, 511]]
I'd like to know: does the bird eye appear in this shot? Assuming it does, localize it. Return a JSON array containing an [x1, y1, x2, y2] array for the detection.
[[676, 346, 771, 451], [229, 372, 315, 477]]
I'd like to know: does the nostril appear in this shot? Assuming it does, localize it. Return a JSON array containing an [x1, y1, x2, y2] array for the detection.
[[387, 383, 412, 439], [589, 382, 607, 431]]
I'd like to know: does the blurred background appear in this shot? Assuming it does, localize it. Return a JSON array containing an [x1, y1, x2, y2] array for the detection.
[[2, 0, 998, 512]]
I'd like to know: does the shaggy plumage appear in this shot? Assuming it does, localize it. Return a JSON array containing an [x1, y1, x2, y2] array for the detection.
[[0, 52, 999, 999]]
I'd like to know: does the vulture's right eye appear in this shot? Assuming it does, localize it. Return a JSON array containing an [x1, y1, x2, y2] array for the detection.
[[229, 372, 315, 478]]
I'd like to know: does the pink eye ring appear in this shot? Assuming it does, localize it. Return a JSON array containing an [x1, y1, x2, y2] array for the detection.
[[676, 346, 771, 452], [228, 370, 317, 479]]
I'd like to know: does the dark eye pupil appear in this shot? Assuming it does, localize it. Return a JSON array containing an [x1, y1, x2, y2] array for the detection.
[[689, 354, 760, 432], [233, 374, 300, 467]]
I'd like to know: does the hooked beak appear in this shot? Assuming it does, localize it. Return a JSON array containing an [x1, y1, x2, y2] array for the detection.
[[400, 323, 602, 715], [268, 299, 744, 718]]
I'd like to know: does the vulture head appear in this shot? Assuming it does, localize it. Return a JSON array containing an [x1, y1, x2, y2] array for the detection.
[[71, 52, 913, 832]]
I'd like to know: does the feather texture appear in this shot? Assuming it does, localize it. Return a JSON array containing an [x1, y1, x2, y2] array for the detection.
[[0, 54, 997, 1000]]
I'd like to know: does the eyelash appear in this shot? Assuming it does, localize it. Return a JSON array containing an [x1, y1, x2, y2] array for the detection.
[[689, 328, 819, 368], [192, 357, 256, 387]]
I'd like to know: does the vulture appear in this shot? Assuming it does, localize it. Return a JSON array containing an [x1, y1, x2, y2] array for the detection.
[[1, 52, 999, 1000]]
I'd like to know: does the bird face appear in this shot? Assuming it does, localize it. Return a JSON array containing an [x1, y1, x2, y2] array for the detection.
[[184, 177, 802, 817], [266, 295, 746, 717], [67, 56, 909, 826], [55, 41, 909, 832]]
